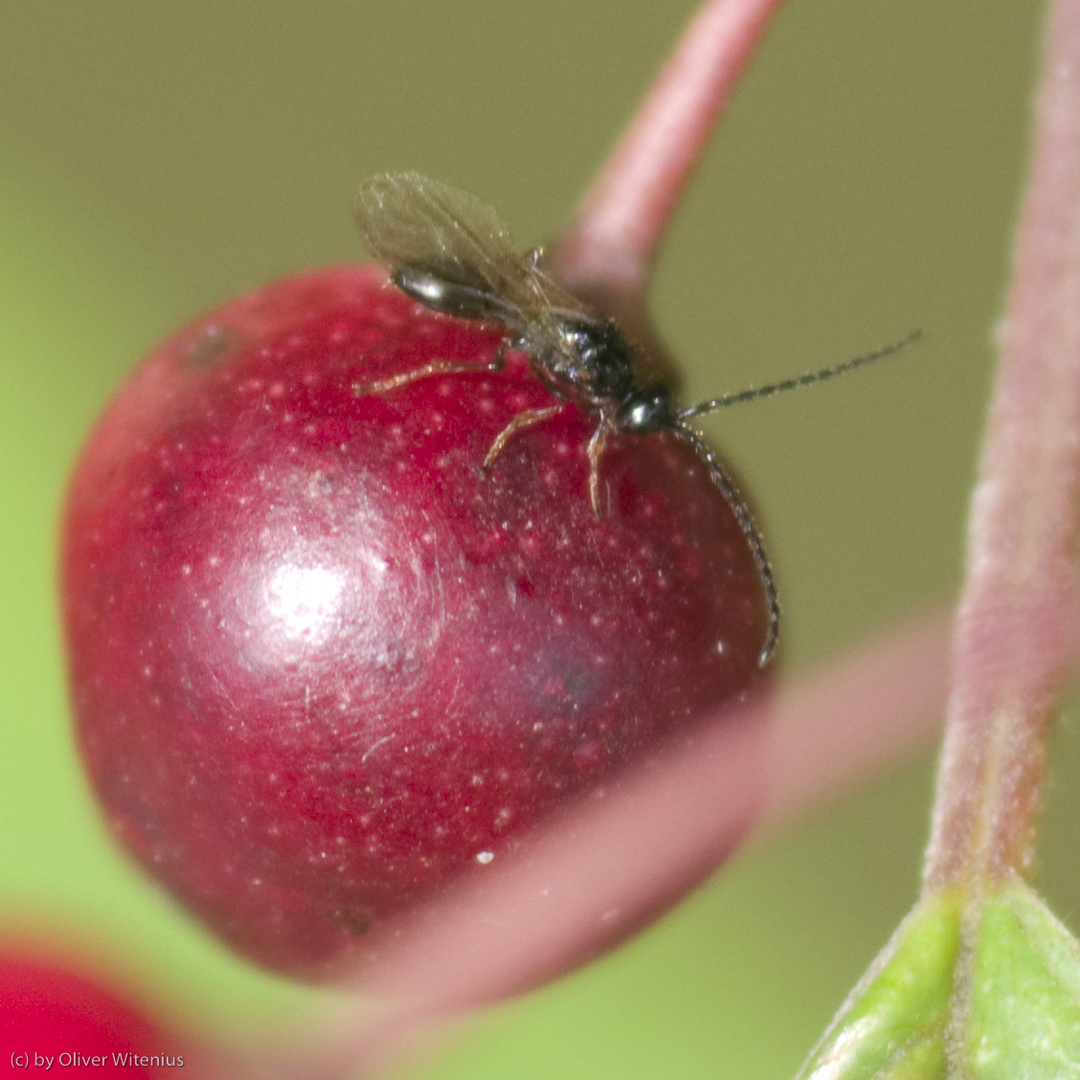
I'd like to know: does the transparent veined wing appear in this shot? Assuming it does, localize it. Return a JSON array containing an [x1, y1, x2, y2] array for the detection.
[[355, 172, 585, 331]]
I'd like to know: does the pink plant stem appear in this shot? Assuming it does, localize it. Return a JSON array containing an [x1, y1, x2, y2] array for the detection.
[[550, 0, 783, 310], [923, 0, 1080, 890]]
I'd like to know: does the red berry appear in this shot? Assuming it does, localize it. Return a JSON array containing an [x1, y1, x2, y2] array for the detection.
[[0, 951, 181, 1072], [61, 264, 769, 978]]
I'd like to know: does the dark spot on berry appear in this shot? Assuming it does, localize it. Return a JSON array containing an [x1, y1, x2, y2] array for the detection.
[[180, 324, 237, 368]]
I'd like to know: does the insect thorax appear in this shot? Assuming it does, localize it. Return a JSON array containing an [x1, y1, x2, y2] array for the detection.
[[544, 315, 637, 404]]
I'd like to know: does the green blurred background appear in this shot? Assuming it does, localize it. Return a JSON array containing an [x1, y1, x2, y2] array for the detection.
[[0, 0, 1068, 1076]]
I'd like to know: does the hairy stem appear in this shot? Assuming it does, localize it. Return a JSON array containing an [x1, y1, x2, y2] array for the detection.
[[549, 0, 783, 326], [923, 0, 1080, 891]]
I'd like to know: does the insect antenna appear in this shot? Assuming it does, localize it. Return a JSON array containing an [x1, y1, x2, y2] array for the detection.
[[666, 421, 779, 668], [677, 330, 921, 422], [671, 329, 920, 667]]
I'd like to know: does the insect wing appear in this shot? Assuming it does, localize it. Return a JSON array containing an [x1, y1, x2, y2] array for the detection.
[[355, 173, 538, 318]]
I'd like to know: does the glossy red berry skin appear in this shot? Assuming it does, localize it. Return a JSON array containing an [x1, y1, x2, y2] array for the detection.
[[61, 265, 768, 978]]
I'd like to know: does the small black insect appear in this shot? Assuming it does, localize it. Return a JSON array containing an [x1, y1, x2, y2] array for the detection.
[[355, 171, 917, 668]]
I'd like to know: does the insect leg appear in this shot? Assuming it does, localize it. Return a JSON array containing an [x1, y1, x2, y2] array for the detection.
[[670, 422, 779, 668], [353, 343, 507, 395], [483, 404, 564, 469], [586, 420, 611, 518]]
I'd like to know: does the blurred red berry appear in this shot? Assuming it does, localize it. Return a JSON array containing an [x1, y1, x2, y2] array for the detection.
[[0, 951, 181, 1073]]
